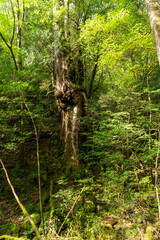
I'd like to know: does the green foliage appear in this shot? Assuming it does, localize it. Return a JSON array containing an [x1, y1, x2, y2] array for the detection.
[[1, 0, 160, 239], [0, 221, 19, 235]]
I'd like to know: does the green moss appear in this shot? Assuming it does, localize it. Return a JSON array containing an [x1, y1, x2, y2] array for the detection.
[[144, 226, 154, 240], [22, 213, 40, 229], [86, 226, 114, 240], [84, 200, 95, 213], [43, 211, 50, 222], [32, 237, 38, 240], [0, 236, 27, 240], [30, 213, 40, 225]]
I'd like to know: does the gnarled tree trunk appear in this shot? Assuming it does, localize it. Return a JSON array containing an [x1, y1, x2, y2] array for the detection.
[[146, 0, 160, 64], [53, 0, 88, 170], [55, 50, 87, 170]]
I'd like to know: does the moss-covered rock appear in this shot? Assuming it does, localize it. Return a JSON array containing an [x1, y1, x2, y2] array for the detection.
[[144, 226, 154, 240], [32, 237, 38, 240], [0, 235, 28, 240]]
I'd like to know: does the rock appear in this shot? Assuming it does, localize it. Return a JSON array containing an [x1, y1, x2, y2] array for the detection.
[[144, 226, 154, 240], [32, 237, 39, 240]]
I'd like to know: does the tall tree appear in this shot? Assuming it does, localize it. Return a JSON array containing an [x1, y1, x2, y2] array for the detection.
[[53, 0, 88, 170], [48, 0, 106, 170], [0, 0, 26, 166]]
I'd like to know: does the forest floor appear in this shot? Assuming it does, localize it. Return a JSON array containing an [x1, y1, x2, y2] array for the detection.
[[0, 141, 160, 239], [0, 166, 40, 237]]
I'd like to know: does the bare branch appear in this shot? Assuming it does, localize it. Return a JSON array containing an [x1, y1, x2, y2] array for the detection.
[[22, 0, 25, 21], [88, 55, 99, 98], [0, 32, 10, 49], [58, 187, 85, 235], [0, 32, 18, 71], [22, 97, 45, 236], [0, 158, 41, 240]]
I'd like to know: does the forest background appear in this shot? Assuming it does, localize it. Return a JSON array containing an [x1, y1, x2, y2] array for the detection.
[[0, 0, 160, 239]]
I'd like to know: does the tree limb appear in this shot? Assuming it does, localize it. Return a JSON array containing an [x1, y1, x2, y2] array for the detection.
[[146, 0, 160, 64], [22, 97, 45, 236], [0, 158, 41, 240], [0, 32, 18, 71]]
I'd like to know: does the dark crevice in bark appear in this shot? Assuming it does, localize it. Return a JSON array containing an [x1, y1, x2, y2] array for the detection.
[[55, 80, 87, 170]]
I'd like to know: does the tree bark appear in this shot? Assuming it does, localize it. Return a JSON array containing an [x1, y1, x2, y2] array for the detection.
[[55, 50, 87, 170], [146, 0, 160, 64], [53, 1, 88, 170]]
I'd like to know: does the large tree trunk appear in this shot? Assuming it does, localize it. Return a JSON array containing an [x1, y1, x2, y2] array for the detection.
[[55, 50, 87, 170], [60, 100, 81, 170], [53, 0, 88, 170], [146, 0, 160, 64]]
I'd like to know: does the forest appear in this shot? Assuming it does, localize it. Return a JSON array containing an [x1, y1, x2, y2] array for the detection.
[[0, 0, 160, 239]]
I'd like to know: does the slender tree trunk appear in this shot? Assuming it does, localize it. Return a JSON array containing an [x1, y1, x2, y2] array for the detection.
[[16, 0, 26, 167], [146, 65, 159, 183], [155, 125, 160, 218], [146, 0, 160, 64], [23, 99, 45, 236]]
